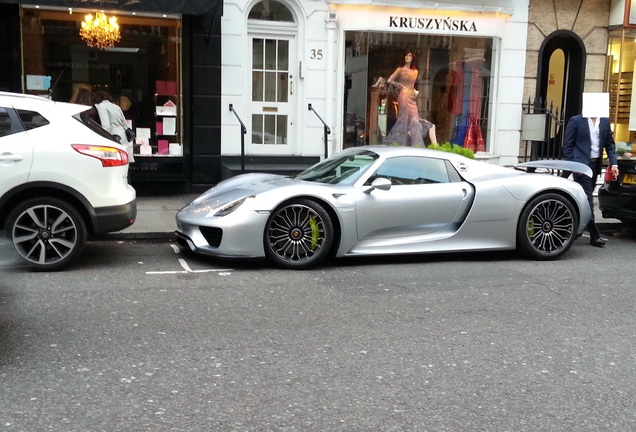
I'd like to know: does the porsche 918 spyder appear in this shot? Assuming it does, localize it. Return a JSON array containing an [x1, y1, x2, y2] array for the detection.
[[175, 146, 592, 269]]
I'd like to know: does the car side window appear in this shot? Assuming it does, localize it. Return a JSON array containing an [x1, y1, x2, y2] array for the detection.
[[370, 156, 450, 185], [17, 109, 50, 131], [0, 108, 14, 138]]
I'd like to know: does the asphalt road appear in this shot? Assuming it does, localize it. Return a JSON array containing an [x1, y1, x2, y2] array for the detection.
[[1, 230, 636, 431]]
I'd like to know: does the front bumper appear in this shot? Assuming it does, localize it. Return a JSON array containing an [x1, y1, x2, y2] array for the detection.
[[175, 209, 270, 258]]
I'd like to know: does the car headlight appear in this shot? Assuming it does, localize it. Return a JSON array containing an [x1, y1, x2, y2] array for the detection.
[[212, 196, 254, 217]]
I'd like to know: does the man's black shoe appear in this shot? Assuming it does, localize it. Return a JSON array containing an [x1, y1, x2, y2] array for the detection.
[[590, 238, 606, 247]]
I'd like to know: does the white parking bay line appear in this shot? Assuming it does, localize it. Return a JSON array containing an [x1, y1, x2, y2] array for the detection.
[[145, 244, 234, 275], [177, 258, 233, 274], [179, 258, 193, 272], [146, 267, 234, 275], [146, 269, 234, 274]]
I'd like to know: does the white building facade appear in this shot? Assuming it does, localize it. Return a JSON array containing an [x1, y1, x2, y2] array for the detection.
[[222, 0, 529, 167]]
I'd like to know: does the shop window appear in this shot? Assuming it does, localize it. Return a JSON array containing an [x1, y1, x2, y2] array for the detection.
[[343, 31, 493, 151], [20, 7, 182, 158], [248, 0, 294, 22], [607, 28, 636, 144]]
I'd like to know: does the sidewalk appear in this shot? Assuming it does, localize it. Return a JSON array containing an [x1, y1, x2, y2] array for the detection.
[[106, 194, 624, 241], [107, 194, 198, 240]]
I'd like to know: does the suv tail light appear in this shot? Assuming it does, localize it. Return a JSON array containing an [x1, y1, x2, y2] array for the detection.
[[71, 144, 129, 167]]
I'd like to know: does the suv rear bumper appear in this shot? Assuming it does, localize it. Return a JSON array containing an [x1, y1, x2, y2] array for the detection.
[[598, 183, 636, 223], [93, 199, 137, 234]]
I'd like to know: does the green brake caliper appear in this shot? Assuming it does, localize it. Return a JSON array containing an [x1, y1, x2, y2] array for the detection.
[[527, 217, 535, 236], [309, 217, 319, 250]]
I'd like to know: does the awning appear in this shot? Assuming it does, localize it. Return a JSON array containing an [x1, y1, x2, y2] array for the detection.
[[1, 0, 223, 15]]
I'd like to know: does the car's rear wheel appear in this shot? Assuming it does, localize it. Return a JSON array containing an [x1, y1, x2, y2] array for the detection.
[[264, 199, 334, 269], [517, 193, 578, 260], [6, 197, 87, 271]]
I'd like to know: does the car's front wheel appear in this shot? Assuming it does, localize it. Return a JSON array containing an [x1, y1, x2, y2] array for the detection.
[[6, 197, 87, 271], [264, 199, 334, 269], [517, 193, 578, 260]]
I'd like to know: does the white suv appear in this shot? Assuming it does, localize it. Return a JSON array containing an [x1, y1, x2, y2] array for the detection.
[[0, 91, 136, 270]]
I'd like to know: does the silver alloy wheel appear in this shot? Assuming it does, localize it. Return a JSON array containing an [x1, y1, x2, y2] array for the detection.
[[523, 197, 574, 255], [265, 200, 333, 269], [11, 203, 80, 268]]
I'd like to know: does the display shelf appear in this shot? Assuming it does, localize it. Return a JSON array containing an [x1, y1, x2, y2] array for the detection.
[[135, 88, 182, 157], [610, 72, 632, 123]]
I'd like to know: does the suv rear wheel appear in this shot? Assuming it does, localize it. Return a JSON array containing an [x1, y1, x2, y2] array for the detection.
[[6, 197, 87, 271]]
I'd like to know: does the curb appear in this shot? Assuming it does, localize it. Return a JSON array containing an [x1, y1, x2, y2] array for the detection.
[[99, 232, 177, 242]]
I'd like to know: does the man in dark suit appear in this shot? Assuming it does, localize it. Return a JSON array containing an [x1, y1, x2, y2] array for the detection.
[[563, 115, 619, 247]]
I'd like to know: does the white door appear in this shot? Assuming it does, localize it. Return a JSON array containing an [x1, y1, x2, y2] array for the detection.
[[249, 35, 295, 155], [0, 107, 33, 191]]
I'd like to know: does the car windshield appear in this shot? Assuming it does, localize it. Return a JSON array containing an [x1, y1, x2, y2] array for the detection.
[[295, 150, 379, 185]]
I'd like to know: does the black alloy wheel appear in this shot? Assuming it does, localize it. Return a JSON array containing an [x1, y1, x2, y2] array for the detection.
[[6, 197, 87, 271], [264, 199, 334, 269], [517, 193, 578, 260]]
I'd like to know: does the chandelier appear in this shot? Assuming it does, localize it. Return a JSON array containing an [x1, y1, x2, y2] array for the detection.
[[79, 12, 121, 49]]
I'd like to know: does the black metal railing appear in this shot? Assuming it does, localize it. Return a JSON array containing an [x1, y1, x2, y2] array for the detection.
[[520, 97, 565, 162], [308, 103, 331, 159], [229, 104, 247, 171]]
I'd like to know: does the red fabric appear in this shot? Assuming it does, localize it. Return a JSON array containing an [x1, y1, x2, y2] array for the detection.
[[464, 68, 485, 152], [464, 122, 475, 151], [475, 126, 485, 152], [448, 62, 464, 114]]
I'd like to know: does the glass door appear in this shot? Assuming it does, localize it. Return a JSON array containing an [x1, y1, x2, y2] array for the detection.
[[250, 36, 295, 154]]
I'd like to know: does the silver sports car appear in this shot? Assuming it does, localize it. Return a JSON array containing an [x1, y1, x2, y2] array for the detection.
[[175, 146, 592, 269]]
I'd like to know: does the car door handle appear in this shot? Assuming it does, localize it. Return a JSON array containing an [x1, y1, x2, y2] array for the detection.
[[0, 153, 24, 162]]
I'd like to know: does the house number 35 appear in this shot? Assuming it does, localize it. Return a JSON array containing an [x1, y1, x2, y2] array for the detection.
[[310, 49, 323, 60]]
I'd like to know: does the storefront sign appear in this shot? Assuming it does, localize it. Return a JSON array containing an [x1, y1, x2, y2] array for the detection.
[[3, 0, 222, 15], [331, 5, 500, 36], [389, 16, 477, 32]]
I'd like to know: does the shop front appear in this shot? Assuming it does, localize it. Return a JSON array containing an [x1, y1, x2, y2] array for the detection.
[[222, 0, 527, 171], [0, 0, 223, 192], [333, 4, 520, 162], [340, 18, 494, 151]]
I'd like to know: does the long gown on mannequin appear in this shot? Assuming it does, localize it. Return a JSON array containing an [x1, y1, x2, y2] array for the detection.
[[383, 68, 424, 147]]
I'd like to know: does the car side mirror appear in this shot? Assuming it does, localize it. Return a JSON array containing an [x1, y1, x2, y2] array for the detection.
[[364, 177, 392, 193]]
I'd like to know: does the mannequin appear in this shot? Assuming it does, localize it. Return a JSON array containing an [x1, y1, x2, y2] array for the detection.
[[383, 51, 437, 146]]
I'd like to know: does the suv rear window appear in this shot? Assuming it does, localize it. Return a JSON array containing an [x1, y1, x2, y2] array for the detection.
[[74, 113, 119, 142], [0, 108, 13, 137], [17, 109, 50, 130]]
